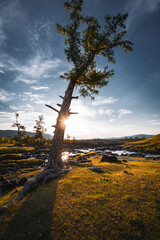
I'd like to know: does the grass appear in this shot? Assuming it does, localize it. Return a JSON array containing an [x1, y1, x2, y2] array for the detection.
[[123, 134, 160, 153], [0, 155, 160, 240], [0, 146, 34, 154]]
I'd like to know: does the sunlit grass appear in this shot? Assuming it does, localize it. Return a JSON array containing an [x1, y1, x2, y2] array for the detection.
[[0, 156, 160, 240], [123, 134, 160, 153]]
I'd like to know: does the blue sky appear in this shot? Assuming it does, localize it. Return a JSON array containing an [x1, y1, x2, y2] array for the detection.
[[0, 0, 160, 139]]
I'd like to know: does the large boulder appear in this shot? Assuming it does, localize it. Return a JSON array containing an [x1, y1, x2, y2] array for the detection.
[[101, 155, 121, 163]]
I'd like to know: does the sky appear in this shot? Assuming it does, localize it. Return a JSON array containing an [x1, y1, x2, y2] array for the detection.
[[0, 0, 160, 139]]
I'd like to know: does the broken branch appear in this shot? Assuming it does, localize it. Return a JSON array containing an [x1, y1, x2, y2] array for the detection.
[[57, 103, 62, 107], [45, 104, 59, 113], [59, 95, 64, 99], [69, 112, 79, 115], [71, 96, 79, 99]]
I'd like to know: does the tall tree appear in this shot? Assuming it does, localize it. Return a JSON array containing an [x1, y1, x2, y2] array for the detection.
[[46, 0, 133, 171], [12, 113, 26, 146]]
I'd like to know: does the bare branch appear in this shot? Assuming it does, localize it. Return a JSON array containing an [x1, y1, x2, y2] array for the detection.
[[57, 103, 62, 107], [59, 95, 64, 99], [69, 112, 79, 115], [45, 104, 60, 113], [71, 96, 79, 99]]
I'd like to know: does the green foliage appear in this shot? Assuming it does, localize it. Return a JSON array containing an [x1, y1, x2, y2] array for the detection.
[[58, 0, 133, 98]]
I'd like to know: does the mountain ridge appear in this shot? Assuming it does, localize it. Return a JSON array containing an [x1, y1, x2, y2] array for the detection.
[[0, 129, 53, 139]]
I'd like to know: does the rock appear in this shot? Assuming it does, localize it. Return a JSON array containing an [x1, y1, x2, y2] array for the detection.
[[17, 177, 28, 186], [77, 156, 92, 163], [122, 160, 128, 163], [101, 155, 121, 163], [87, 167, 104, 173]]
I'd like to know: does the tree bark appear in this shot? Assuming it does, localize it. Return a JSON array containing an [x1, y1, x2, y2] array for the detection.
[[47, 79, 76, 171]]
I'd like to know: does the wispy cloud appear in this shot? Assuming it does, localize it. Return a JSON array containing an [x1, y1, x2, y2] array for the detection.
[[118, 109, 133, 118], [148, 120, 160, 125], [92, 96, 117, 106], [0, 53, 63, 85], [30, 86, 50, 90], [10, 104, 34, 112], [98, 109, 115, 116], [0, 19, 6, 47], [0, 0, 24, 48], [13, 56, 62, 79], [0, 89, 15, 102], [14, 76, 38, 85], [22, 92, 47, 105], [125, 0, 160, 27]]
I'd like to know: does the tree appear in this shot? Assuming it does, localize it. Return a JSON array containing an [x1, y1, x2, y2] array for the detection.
[[1, 0, 133, 211], [46, 0, 133, 171], [12, 113, 26, 146], [33, 115, 47, 147]]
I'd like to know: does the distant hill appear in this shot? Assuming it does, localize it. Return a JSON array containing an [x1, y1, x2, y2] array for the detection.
[[123, 134, 160, 153], [0, 130, 52, 139], [120, 134, 154, 139], [105, 134, 154, 140]]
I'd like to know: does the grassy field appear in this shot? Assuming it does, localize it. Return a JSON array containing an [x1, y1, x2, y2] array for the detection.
[[123, 134, 160, 153], [0, 154, 160, 240]]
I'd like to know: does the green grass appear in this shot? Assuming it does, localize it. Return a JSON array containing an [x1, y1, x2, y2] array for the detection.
[[0, 155, 160, 240]]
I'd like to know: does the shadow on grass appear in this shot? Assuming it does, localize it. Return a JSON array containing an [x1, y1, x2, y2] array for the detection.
[[1, 175, 63, 240]]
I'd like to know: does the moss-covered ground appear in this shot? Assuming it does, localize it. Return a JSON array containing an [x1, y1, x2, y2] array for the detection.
[[0, 154, 160, 240]]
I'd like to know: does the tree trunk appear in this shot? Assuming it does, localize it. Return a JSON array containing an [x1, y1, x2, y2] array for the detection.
[[47, 79, 76, 171]]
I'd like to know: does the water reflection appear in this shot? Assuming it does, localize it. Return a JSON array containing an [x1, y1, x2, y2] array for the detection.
[[62, 151, 69, 162]]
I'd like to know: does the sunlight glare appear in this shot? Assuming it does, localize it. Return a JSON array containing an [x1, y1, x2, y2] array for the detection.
[[62, 151, 69, 162]]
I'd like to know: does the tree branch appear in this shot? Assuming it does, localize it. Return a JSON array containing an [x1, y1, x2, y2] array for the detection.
[[45, 104, 60, 113], [59, 95, 64, 99], [57, 103, 62, 107], [71, 96, 79, 99]]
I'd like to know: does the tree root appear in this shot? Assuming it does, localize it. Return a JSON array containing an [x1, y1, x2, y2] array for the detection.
[[0, 166, 72, 220]]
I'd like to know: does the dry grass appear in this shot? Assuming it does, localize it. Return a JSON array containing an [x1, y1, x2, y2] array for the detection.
[[0, 154, 160, 240]]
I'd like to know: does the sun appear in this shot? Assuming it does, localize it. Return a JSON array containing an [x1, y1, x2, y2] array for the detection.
[[64, 119, 68, 126]]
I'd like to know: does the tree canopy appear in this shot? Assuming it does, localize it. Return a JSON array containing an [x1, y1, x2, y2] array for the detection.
[[57, 0, 133, 98]]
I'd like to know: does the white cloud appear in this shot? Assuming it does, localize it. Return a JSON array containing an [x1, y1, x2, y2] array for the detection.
[[14, 76, 38, 85], [98, 109, 115, 116], [0, 53, 62, 84], [21, 92, 47, 105], [13, 56, 62, 79], [30, 86, 50, 90], [0, 19, 6, 47], [0, 89, 15, 102], [10, 104, 34, 112], [118, 109, 133, 118], [109, 118, 115, 122], [126, 0, 160, 27], [148, 120, 160, 125], [71, 100, 97, 118], [92, 96, 117, 106]]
